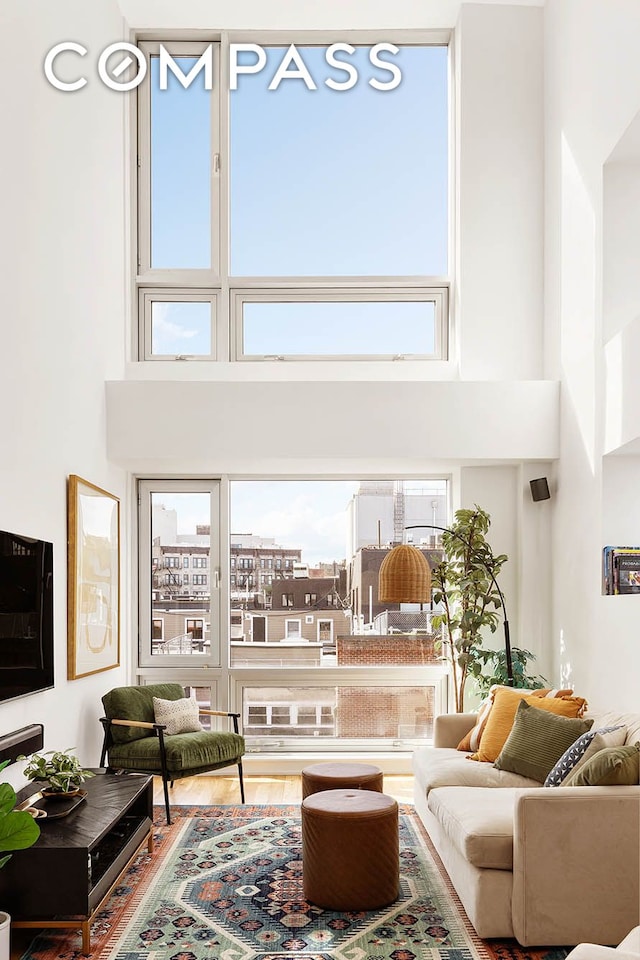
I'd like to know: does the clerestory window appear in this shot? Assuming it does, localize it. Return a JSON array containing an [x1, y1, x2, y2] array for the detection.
[[135, 35, 451, 362]]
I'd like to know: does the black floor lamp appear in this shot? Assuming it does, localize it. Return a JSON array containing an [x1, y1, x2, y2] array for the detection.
[[378, 524, 513, 685]]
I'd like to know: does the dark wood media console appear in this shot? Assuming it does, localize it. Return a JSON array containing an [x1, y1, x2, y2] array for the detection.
[[0, 770, 154, 951]]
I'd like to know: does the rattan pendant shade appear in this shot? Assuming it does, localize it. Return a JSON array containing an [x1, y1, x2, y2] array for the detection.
[[378, 544, 432, 603]]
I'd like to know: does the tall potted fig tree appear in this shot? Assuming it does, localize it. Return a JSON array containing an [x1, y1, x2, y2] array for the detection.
[[0, 760, 41, 960], [430, 506, 508, 713]]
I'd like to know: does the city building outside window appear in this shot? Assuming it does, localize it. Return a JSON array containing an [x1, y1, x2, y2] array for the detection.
[[138, 478, 450, 754]]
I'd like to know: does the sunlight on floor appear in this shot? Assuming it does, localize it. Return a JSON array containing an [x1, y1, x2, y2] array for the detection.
[[155, 773, 415, 806]]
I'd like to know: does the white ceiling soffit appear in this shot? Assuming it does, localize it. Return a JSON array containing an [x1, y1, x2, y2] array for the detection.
[[117, 0, 544, 31]]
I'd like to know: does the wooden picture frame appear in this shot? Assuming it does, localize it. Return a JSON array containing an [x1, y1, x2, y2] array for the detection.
[[67, 475, 120, 680]]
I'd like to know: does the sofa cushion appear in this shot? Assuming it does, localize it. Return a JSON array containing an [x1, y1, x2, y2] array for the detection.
[[108, 729, 245, 774], [427, 786, 517, 870], [470, 687, 588, 763], [544, 725, 627, 786], [413, 746, 540, 796], [564, 743, 640, 787], [493, 700, 593, 782]]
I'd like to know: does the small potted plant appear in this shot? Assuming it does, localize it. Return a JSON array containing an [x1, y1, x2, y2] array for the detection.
[[18, 748, 95, 798]]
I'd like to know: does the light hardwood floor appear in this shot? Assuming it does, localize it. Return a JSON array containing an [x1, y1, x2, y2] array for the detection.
[[154, 773, 415, 806]]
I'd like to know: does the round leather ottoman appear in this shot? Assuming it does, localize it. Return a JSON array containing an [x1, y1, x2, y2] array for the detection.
[[301, 788, 399, 911], [301, 761, 383, 799]]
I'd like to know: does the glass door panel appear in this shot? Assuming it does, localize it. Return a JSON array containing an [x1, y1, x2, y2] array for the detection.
[[139, 481, 220, 667]]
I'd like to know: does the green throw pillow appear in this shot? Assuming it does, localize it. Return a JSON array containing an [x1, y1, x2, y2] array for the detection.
[[564, 742, 640, 786], [493, 699, 593, 782]]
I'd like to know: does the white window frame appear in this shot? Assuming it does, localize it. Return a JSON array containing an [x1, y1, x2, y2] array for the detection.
[[317, 619, 333, 643], [139, 290, 220, 361], [134, 33, 453, 363], [285, 619, 302, 640], [232, 669, 448, 753], [231, 286, 448, 362], [136, 40, 222, 283], [138, 479, 221, 669]]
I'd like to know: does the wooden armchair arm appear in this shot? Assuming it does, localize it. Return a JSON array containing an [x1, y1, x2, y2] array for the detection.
[[198, 709, 241, 735], [199, 710, 240, 719], [109, 718, 167, 731]]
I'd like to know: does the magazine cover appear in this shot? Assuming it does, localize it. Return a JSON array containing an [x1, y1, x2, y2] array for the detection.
[[603, 546, 640, 595]]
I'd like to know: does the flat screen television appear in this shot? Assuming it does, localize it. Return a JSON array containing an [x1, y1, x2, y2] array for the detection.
[[0, 530, 54, 703]]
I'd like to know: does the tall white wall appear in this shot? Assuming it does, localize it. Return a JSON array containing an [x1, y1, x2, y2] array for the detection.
[[456, 4, 544, 379], [544, 0, 640, 710], [0, 0, 129, 779]]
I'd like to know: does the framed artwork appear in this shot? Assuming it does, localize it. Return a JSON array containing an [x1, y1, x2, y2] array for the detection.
[[68, 475, 120, 680]]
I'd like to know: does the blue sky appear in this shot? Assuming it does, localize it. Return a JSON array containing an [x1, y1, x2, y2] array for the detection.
[[149, 43, 448, 357], [154, 481, 447, 566]]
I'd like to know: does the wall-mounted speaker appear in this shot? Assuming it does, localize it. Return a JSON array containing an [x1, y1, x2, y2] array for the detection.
[[530, 477, 550, 502]]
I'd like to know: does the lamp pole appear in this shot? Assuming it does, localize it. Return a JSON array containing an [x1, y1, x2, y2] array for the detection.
[[403, 523, 513, 685]]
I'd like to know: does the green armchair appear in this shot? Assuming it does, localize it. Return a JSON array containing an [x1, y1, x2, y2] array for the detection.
[[99, 683, 245, 824]]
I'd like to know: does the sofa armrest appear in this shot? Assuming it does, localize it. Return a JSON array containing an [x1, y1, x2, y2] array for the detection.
[[512, 786, 640, 947], [433, 713, 476, 748]]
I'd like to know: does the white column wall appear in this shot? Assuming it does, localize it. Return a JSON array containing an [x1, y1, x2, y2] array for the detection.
[[544, 0, 640, 710], [457, 4, 544, 379], [0, 0, 129, 779]]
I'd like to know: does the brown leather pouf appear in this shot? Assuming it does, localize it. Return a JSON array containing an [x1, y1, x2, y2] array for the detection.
[[301, 761, 383, 799], [302, 788, 399, 911]]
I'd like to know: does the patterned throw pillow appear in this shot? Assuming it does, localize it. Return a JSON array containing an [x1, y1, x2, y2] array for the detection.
[[493, 700, 593, 782], [456, 686, 573, 752], [153, 696, 203, 735], [564, 742, 640, 787], [544, 725, 627, 786]]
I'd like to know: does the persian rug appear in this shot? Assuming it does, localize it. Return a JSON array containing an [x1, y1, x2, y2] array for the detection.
[[19, 805, 570, 960]]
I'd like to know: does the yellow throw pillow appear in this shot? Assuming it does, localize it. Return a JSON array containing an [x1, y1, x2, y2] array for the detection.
[[456, 686, 573, 752], [469, 686, 588, 762]]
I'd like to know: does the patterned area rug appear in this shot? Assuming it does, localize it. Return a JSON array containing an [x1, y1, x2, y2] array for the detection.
[[19, 805, 570, 960]]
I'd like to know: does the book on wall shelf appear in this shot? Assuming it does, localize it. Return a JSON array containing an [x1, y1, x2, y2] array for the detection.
[[602, 545, 640, 595]]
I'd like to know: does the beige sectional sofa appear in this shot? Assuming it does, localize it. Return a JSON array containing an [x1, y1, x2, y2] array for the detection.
[[412, 710, 640, 947]]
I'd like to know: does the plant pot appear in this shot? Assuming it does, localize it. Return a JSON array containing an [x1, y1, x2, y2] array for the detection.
[[41, 787, 81, 800], [0, 910, 10, 960]]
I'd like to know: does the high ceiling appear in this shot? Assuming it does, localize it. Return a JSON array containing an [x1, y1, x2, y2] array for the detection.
[[117, 0, 544, 31]]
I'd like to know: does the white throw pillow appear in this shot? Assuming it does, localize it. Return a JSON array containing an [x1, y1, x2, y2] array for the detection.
[[153, 696, 203, 735]]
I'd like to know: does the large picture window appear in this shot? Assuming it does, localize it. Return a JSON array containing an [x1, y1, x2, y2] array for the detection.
[[138, 477, 450, 753], [136, 35, 451, 362]]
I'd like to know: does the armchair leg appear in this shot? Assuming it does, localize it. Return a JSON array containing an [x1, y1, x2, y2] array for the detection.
[[238, 760, 245, 804], [99, 717, 111, 768], [162, 775, 172, 825], [157, 727, 171, 825]]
